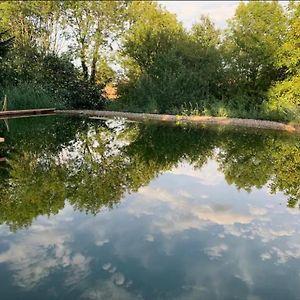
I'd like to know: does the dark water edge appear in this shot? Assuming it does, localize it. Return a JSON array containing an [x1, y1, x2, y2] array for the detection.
[[0, 115, 299, 300]]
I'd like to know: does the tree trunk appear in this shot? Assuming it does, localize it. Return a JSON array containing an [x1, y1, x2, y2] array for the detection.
[[90, 48, 98, 83], [90, 30, 101, 84], [80, 46, 89, 81]]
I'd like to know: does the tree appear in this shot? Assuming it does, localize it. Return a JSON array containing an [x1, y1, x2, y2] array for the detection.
[[120, 3, 223, 113], [122, 1, 185, 73], [224, 0, 287, 104], [267, 1, 300, 121], [0, 1, 62, 53], [61, 0, 127, 82]]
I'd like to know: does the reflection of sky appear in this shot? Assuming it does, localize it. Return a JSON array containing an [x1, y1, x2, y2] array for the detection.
[[1, 160, 300, 299]]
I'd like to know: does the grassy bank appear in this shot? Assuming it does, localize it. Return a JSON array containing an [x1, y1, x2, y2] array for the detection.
[[106, 99, 300, 124], [0, 83, 65, 110]]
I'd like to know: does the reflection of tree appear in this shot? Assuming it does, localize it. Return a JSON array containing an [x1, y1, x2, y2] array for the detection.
[[0, 152, 67, 231], [216, 128, 300, 207], [269, 142, 300, 208], [0, 116, 299, 231], [217, 129, 275, 191]]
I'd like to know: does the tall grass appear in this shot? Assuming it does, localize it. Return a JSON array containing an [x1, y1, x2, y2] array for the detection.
[[0, 83, 65, 110], [107, 98, 299, 124]]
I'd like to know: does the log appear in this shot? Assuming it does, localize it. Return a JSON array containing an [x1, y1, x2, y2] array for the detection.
[[0, 108, 55, 119], [0, 137, 4, 143], [56, 110, 300, 134]]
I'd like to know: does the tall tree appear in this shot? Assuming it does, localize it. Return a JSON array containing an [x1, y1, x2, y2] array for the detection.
[[61, 0, 127, 82], [0, 1, 62, 53], [224, 0, 287, 103], [267, 1, 300, 120], [123, 1, 184, 72], [189, 15, 223, 100]]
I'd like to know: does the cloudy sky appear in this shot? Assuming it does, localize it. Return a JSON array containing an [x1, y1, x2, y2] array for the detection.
[[158, 1, 289, 29]]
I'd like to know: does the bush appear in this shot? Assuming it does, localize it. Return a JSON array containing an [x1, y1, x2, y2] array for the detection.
[[265, 74, 300, 122], [0, 46, 105, 110]]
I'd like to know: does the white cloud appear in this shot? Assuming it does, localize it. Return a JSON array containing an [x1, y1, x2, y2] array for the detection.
[[158, 1, 239, 29], [158, 1, 289, 29]]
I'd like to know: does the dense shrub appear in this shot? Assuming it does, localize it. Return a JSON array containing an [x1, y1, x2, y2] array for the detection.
[[0, 46, 105, 109]]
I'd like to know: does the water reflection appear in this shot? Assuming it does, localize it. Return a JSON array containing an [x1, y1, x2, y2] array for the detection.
[[0, 115, 299, 299]]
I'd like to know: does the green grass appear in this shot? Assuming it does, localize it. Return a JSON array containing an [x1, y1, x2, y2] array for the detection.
[[106, 98, 299, 124], [0, 83, 65, 110]]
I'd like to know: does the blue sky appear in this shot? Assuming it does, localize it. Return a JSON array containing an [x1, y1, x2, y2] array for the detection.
[[158, 1, 289, 29]]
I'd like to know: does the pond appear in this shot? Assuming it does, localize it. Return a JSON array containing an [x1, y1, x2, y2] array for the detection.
[[0, 115, 299, 300]]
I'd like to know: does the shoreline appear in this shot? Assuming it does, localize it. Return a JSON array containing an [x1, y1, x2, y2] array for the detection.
[[56, 110, 300, 134]]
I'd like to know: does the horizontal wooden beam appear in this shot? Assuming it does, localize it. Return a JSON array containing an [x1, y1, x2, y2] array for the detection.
[[0, 108, 55, 119]]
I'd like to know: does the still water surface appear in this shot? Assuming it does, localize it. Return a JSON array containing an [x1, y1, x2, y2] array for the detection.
[[0, 115, 299, 300]]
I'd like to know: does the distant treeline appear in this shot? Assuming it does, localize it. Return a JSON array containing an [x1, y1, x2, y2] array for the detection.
[[0, 1, 299, 121]]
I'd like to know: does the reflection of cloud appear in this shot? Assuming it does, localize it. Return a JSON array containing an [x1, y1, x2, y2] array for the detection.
[[204, 244, 228, 260], [64, 254, 91, 287], [96, 239, 109, 247], [128, 186, 257, 235], [0, 224, 12, 237], [145, 234, 154, 242], [224, 224, 295, 243], [168, 161, 224, 186], [86, 263, 141, 300], [112, 272, 125, 286], [249, 207, 268, 216], [261, 252, 272, 261], [102, 263, 112, 271], [268, 243, 300, 264], [81, 279, 143, 300], [0, 219, 91, 290]]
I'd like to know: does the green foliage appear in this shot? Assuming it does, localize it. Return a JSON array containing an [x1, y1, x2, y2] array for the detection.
[[223, 1, 287, 100], [0, 46, 105, 109], [119, 3, 223, 113], [266, 2, 300, 122], [0, 0, 298, 120], [266, 74, 300, 122], [114, 0, 298, 123], [123, 1, 184, 71], [0, 1, 62, 52], [95, 57, 116, 86], [61, 0, 126, 82], [0, 1, 115, 110], [0, 30, 13, 59], [0, 83, 63, 110]]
